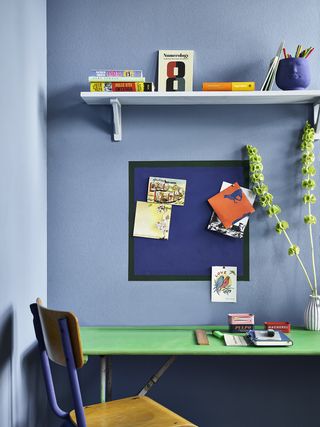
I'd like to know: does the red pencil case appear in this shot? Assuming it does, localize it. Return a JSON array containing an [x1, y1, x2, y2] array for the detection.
[[264, 322, 291, 333]]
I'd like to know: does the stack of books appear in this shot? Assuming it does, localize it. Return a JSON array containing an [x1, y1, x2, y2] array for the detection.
[[89, 69, 154, 92]]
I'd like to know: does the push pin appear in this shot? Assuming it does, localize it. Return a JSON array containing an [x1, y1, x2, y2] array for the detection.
[[267, 329, 275, 337]]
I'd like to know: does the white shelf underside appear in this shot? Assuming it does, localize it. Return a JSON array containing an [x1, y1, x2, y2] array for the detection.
[[81, 90, 320, 105], [80, 91, 320, 141]]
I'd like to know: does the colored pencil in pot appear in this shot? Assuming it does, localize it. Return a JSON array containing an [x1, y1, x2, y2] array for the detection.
[[302, 47, 310, 58], [305, 47, 314, 58], [295, 45, 302, 57]]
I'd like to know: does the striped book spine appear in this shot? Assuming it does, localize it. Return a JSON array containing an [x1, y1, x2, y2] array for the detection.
[[90, 82, 154, 92], [90, 69, 143, 78], [88, 76, 145, 82]]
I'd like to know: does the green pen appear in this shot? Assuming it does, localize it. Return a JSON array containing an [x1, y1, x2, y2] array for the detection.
[[213, 330, 224, 339]]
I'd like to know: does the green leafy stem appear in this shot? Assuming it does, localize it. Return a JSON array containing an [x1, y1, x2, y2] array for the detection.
[[247, 121, 317, 296]]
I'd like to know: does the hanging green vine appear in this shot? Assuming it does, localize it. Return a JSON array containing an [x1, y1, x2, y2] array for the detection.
[[247, 121, 317, 295]]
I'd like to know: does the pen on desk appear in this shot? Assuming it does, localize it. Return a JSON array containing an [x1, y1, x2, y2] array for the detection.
[[213, 331, 224, 339]]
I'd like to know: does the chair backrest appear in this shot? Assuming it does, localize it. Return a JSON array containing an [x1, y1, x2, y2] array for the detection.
[[36, 298, 84, 369]]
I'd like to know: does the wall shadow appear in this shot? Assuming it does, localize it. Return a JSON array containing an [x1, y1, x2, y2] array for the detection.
[[19, 343, 48, 427], [0, 306, 13, 376], [0, 306, 13, 427], [47, 84, 113, 138]]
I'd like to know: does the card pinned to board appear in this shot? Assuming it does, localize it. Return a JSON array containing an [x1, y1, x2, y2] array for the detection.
[[147, 176, 187, 206], [211, 266, 237, 303], [208, 182, 255, 229], [207, 181, 256, 238], [133, 201, 172, 240]]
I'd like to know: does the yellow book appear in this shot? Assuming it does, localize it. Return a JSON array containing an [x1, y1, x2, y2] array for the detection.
[[231, 82, 255, 91], [90, 82, 105, 92], [202, 82, 255, 91], [136, 82, 145, 92]]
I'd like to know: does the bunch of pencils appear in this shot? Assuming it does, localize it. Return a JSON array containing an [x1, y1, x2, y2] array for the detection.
[[283, 45, 314, 59]]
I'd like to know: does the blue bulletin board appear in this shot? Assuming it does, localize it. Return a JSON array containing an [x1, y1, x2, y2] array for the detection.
[[129, 161, 250, 281]]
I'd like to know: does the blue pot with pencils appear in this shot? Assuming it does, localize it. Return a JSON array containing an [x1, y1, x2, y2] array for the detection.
[[276, 58, 311, 90], [276, 45, 314, 90]]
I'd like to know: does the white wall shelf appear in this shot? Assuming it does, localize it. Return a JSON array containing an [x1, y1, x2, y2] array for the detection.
[[80, 90, 320, 141]]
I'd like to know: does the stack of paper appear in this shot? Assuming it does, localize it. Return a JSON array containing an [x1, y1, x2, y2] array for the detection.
[[260, 41, 285, 91]]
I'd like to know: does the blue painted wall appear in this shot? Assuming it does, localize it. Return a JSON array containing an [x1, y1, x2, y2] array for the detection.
[[0, 0, 47, 425], [47, 1, 320, 425]]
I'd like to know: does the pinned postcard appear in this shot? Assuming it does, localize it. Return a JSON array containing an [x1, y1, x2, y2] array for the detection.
[[208, 182, 255, 229], [211, 266, 237, 303], [133, 201, 172, 240], [147, 177, 186, 206], [208, 182, 256, 238]]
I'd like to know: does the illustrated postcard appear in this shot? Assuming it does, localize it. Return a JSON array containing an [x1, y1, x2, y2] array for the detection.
[[211, 266, 237, 303], [147, 177, 186, 206]]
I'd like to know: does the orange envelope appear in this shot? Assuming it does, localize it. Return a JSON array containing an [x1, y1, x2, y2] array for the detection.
[[208, 182, 255, 229]]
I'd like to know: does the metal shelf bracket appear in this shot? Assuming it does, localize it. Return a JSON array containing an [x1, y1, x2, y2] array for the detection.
[[313, 103, 320, 140], [110, 98, 122, 142]]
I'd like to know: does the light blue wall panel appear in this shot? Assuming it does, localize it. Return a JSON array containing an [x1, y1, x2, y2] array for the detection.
[[0, 0, 47, 425]]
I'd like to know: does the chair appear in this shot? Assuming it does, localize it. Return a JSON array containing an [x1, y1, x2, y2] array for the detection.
[[30, 298, 197, 427]]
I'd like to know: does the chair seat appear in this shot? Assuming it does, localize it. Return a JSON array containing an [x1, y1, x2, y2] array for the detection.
[[69, 396, 197, 427]]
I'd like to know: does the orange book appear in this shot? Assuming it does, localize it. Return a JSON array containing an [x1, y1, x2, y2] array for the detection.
[[208, 182, 255, 229], [202, 82, 255, 91]]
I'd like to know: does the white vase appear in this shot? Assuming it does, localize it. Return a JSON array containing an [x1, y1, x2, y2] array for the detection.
[[304, 295, 320, 331]]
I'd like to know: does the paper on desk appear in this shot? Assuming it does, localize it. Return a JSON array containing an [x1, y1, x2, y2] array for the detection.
[[224, 334, 250, 346]]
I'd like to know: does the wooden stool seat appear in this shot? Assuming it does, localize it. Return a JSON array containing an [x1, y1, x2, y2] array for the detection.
[[69, 396, 196, 427]]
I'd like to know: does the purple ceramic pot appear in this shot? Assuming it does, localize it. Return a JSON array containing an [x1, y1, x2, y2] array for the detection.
[[276, 58, 311, 90]]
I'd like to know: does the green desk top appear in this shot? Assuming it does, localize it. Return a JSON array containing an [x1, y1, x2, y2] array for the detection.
[[80, 325, 320, 356]]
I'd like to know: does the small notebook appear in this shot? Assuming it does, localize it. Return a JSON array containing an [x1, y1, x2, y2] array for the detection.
[[247, 330, 293, 347]]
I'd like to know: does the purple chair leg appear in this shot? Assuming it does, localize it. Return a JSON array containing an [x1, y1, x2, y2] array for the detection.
[[30, 304, 69, 420], [40, 349, 70, 419], [59, 318, 87, 427]]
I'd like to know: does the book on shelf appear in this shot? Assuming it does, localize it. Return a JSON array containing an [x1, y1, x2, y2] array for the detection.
[[88, 76, 145, 82], [90, 82, 154, 92], [260, 41, 284, 91], [158, 50, 194, 92], [90, 69, 143, 78], [202, 82, 255, 91]]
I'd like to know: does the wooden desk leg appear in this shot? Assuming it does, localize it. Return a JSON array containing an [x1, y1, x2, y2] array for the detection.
[[100, 356, 112, 403]]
